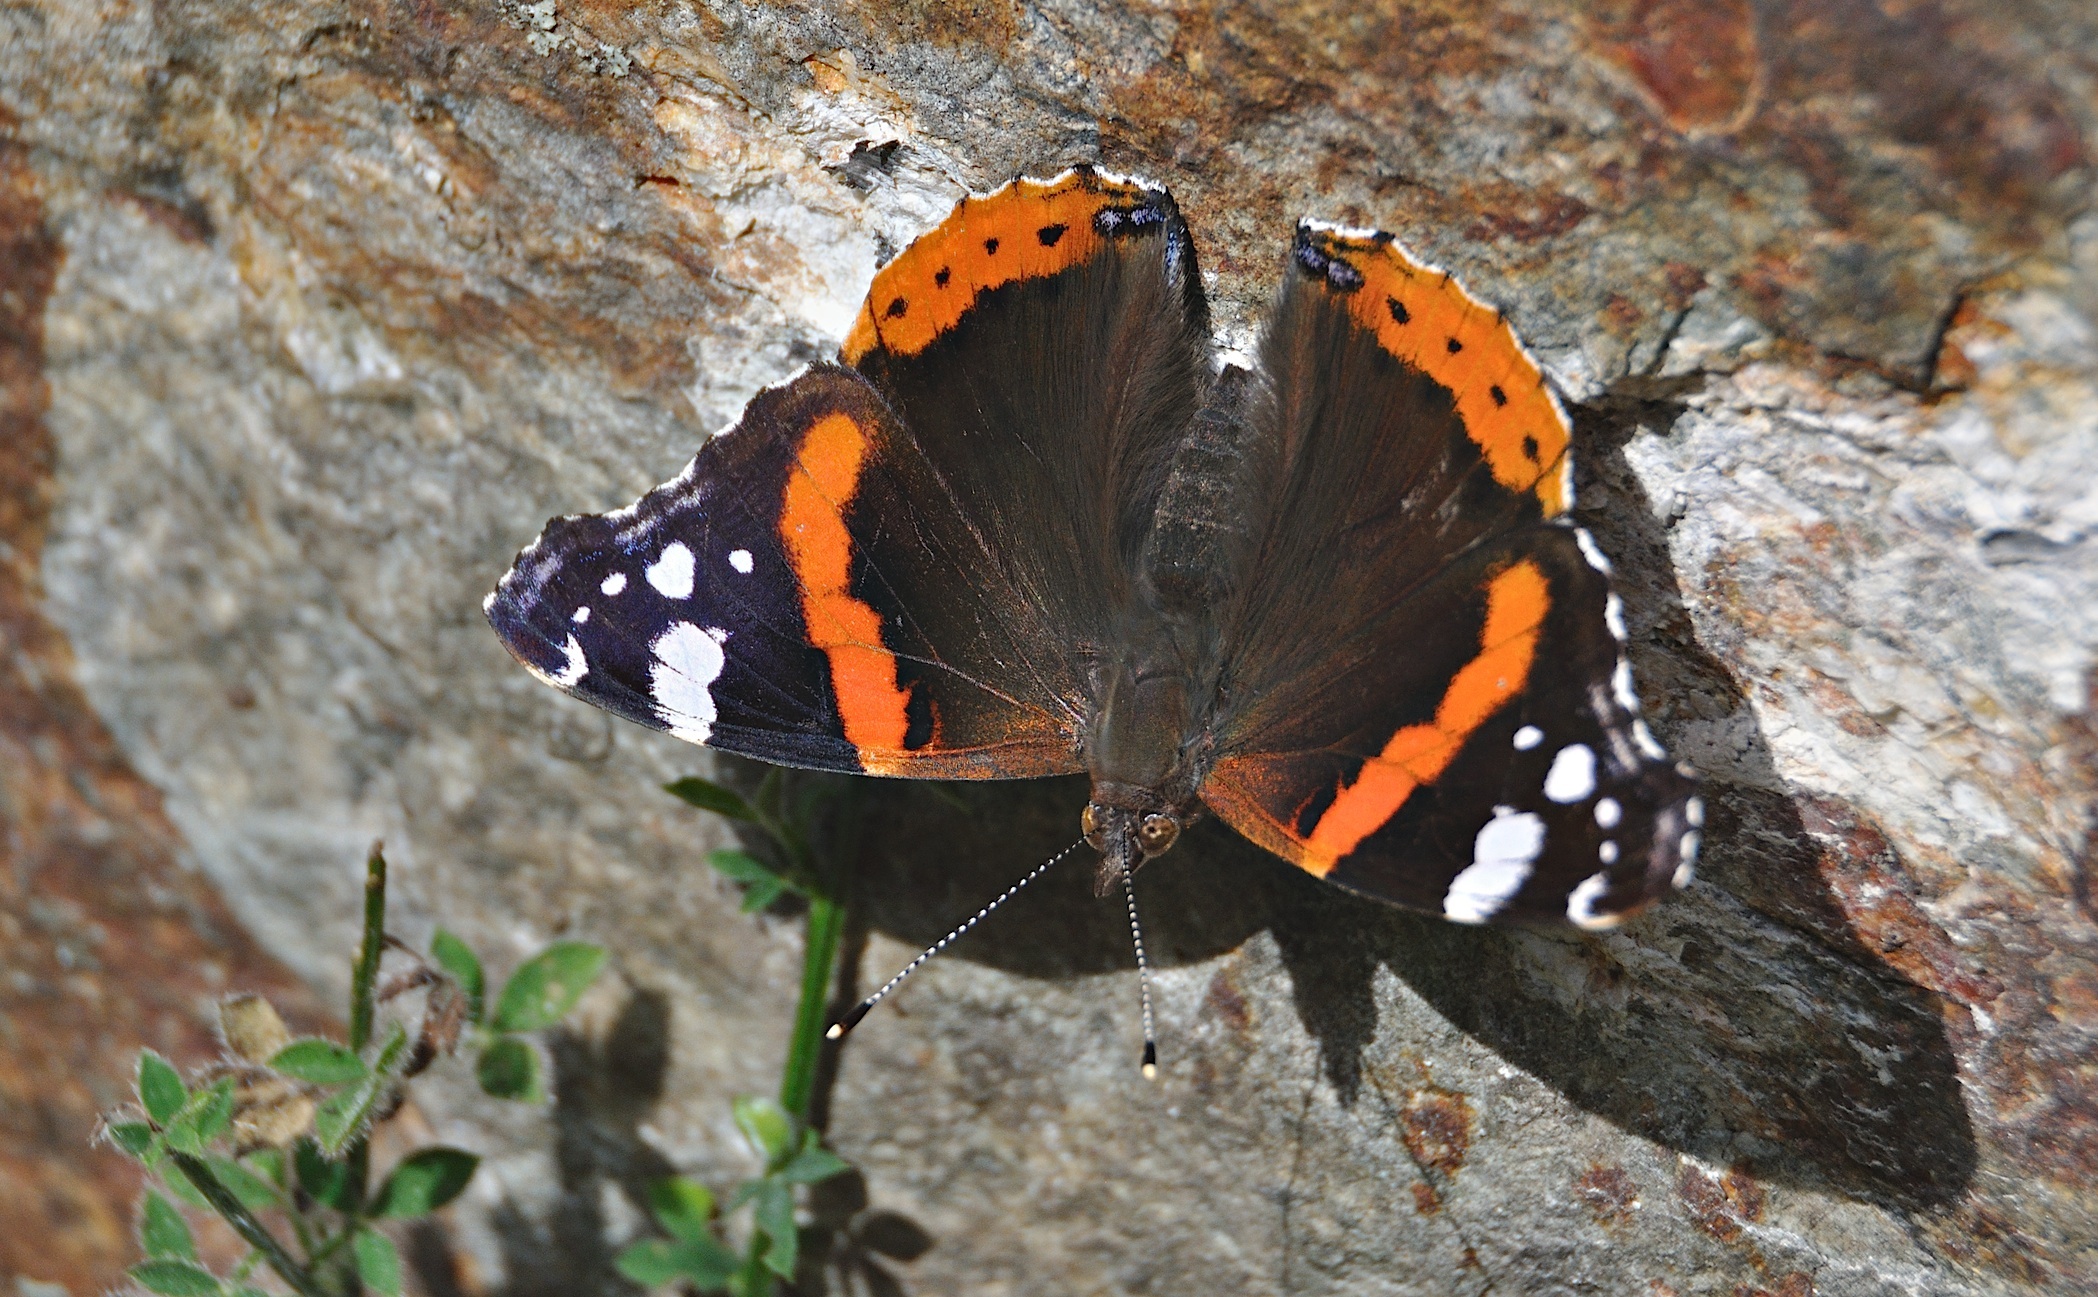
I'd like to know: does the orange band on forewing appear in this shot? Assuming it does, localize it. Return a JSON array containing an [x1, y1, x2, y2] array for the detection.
[[841, 172, 1149, 362], [1312, 232, 1571, 516], [779, 413, 913, 769], [1214, 559, 1550, 878]]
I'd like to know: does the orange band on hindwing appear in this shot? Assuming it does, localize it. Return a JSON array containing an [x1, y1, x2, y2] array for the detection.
[[842, 169, 1159, 363], [779, 412, 915, 771], [1298, 226, 1571, 516], [1208, 559, 1551, 877]]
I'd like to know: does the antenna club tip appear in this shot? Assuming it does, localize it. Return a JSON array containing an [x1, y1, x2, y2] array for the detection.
[[825, 1024, 846, 1040], [1141, 1062, 1158, 1080], [1141, 1041, 1158, 1080]]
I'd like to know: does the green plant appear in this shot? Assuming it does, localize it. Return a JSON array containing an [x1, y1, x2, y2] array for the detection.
[[99, 846, 604, 1296], [614, 769, 857, 1294]]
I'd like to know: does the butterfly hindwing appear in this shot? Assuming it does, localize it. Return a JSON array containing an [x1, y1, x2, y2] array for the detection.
[[1203, 524, 1700, 927], [1198, 225, 1700, 928]]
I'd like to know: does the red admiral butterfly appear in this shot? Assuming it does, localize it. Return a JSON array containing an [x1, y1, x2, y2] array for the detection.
[[487, 168, 1702, 1048]]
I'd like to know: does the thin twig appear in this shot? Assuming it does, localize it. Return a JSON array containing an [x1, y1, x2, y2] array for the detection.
[[167, 1151, 326, 1297]]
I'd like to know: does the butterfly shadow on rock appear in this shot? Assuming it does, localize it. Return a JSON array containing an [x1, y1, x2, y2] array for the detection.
[[842, 397, 1975, 1219], [1264, 397, 1978, 1215]]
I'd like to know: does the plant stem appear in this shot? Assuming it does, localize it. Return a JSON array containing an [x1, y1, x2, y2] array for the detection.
[[350, 845, 387, 1050], [168, 1151, 327, 1297], [343, 843, 388, 1285], [778, 891, 844, 1122]]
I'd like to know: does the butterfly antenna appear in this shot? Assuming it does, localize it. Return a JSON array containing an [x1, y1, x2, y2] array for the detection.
[[1124, 871, 1159, 1080], [827, 839, 1084, 1041]]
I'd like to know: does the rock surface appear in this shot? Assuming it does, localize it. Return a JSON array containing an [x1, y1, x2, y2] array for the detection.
[[5, 0, 2096, 1292]]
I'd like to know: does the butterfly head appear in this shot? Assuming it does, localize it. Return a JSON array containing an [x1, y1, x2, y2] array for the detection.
[[1081, 800, 1184, 897]]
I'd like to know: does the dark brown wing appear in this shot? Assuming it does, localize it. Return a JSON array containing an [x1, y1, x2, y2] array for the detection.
[[489, 168, 1212, 779], [1198, 224, 1700, 928]]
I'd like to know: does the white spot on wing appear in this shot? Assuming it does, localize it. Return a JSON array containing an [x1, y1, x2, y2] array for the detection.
[[1594, 797, 1622, 828], [1567, 873, 1621, 929], [572, 606, 590, 624], [1632, 719, 1667, 759], [1673, 859, 1697, 889], [1686, 796, 1705, 828], [1604, 593, 1626, 641], [1679, 829, 1701, 865], [1612, 658, 1640, 712], [647, 542, 696, 599], [1598, 840, 1619, 864], [1575, 528, 1613, 574], [728, 548, 754, 574], [650, 621, 729, 744], [1445, 809, 1546, 924], [1513, 724, 1544, 750], [601, 572, 628, 596], [1543, 743, 1597, 803], [552, 634, 588, 687]]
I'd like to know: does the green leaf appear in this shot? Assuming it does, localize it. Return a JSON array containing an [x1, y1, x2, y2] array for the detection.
[[727, 1262, 771, 1297], [731, 1095, 794, 1166], [616, 1232, 741, 1291], [164, 1079, 235, 1156], [371, 1147, 480, 1218], [430, 929, 486, 1025], [648, 1177, 715, 1244], [614, 1238, 684, 1287], [706, 849, 781, 886], [106, 1120, 157, 1159], [126, 1259, 221, 1296], [490, 942, 607, 1033], [243, 1147, 285, 1186], [157, 1151, 278, 1216], [268, 1038, 366, 1086], [353, 1228, 403, 1297], [778, 1144, 851, 1185], [138, 1052, 187, 1125], [664, 776, 757, 821], [203, 1157, 281, 1212], [679, 1237, 741, 1288], [755, 1178, 797, 1278], [294, 1138, 353, 1209], [313, 1023, 407, 1155], [740, 876, 788, 913], [475, 1036, 541, 1101], [139, 1192, 195, 1261], [707, 850, 800, 911], [157, 1160, 211, 1210]]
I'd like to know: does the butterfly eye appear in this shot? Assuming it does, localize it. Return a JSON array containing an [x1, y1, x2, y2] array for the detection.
[[1081, 804, 1108, 850], [1137, 814, 1179, 856]]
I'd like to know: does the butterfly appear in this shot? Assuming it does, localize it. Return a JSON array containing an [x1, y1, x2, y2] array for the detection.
[[486, 166, 1702, 1037]]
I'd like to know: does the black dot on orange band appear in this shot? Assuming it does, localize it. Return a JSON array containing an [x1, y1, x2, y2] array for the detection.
[[1489, 384, 1507, 406], [934, 266, 951, 287], [1446, 337, 1463, 353], [1387, 297, 1410, 324], [1522, 434, 1539, 461], [885, 297, 908, 319], [984, 237, 1000, 254], [1037, 223, 1067, 247]]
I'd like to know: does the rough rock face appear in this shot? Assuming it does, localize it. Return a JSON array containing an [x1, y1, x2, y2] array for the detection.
[[5, 0, 2095, 1292]]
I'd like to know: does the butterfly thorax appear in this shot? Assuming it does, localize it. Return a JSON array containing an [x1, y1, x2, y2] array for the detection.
[[1081, 625, 1215, 894]]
